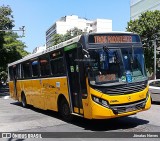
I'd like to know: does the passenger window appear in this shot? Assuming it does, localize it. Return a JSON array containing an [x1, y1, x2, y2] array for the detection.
[[50, 50, 65, 76], [39, 55, 51, 76], [22, 62, 31, 78], [9, 66, 14, 81], [16, 64, 21, 79], [50, 57, 65, 76], [31, 59, 39, 77]]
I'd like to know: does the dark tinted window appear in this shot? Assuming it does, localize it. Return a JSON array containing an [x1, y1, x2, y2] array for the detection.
[[9, 66, 14, 81], [50, 50, 65, 76], [50, 57, 65, 76], [50, 50, 63, 59], [16, 64, 21, 79], [22, 62, 31, 78], [39, 54, 51, 76], [31, 59, 39, 77]]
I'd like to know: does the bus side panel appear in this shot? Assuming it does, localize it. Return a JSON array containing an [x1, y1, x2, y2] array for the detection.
[[9, 81, 14, 99], [42, 77, 69, 111], [21, 79, 33, 105], [82, 79, 93, 119], [16, 80, 22, 101], [8, 80, 20, 101], [42, 78, 56, 111], [31, 79, 44, 109]]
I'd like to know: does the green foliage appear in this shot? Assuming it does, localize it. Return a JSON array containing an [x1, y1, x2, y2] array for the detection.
[[126, 10, 160, 73], [0, 5, 29, 81], [64, 27, 83, 41], [0, 5, 14, 30], [0, 71, 7, 83], [51, 34, 64, 46], [49, 27, 83, 47], [3, 32, 28, 66], [0, 5, 14, 51]]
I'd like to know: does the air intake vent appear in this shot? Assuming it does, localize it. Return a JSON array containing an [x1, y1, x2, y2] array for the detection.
[[93, 81, 147, 95]]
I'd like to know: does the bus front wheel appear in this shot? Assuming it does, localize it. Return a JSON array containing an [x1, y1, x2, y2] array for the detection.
[[59, 98, 73, 121], [21, 93, 27, 108]]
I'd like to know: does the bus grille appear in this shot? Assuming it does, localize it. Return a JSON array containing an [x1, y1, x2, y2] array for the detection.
[[110, 98, 146, 114], [98, 81, 147, 95]]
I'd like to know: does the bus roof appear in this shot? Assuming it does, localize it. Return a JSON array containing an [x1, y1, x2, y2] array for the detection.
[[90, 31, 133, 34], [8, 31, 136, 67], [8, 35, 81, 67]]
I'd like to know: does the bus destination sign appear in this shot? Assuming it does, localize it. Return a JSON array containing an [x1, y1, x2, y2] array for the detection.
[[88, 34, 140, 44], [94, 35, 132, 43]]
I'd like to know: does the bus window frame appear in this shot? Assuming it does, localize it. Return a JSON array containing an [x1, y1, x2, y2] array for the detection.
[[39, 53, 51, 77], [50, 49, 66, 77], [30, 58, 40, 78], [22, 61, 32, 79]]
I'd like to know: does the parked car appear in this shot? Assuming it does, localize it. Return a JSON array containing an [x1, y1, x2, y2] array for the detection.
[[148, 79, 160, 102]]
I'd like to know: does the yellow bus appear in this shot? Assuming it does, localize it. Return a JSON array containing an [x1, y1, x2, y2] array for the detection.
[[8, 32, 151, 121]]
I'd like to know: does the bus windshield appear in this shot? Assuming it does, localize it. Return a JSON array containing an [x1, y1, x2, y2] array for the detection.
[[88, 47, 147, 86]]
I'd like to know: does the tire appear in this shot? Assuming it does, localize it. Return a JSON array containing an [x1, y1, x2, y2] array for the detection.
[[59, 98, 73, 121], [21, 93, 27, 108]]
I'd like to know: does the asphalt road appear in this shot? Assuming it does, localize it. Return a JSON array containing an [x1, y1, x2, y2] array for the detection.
[[0, 87, 160, 141]]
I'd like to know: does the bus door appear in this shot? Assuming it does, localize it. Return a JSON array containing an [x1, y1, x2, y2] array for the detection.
[[12, 65, 18, 100], [65, 47, 83, 115]]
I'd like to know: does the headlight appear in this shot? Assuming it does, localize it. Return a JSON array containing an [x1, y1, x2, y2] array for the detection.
[[91, 95, 110, 108]]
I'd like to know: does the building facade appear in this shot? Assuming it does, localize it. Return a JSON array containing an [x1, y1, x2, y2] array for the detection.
[[32, 45, 46, 54], [46, 15, 112, 47], [130, 0, 160, 20]]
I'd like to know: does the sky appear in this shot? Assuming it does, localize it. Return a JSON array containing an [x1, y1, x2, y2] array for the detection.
[[0, 0, 131, 53]]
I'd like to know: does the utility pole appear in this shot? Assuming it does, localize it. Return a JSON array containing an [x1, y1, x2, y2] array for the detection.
[[154, 39, 157, 80], [0, 26, 25, 37]]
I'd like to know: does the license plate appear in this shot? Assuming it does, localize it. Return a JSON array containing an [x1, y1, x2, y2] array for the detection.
[[126, 106, 136, 112]]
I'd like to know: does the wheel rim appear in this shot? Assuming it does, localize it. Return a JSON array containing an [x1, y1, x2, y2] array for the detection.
[[63, 103, 69, 116]]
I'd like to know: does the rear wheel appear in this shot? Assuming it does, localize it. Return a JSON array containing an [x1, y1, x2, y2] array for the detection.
[[21, 93, 27, 108], [59, 98, 73, 121]]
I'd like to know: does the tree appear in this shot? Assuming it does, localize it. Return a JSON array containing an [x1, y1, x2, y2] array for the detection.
[[50, 34, 63, 46], [0, 5, 14, 30], [49, 27, 84, 47], [64, 27, 83, 41], [0, 5, 14, 49], [3, 32, 28, 65], [0, 5, 29, 82], [126, 10, 160, 73]]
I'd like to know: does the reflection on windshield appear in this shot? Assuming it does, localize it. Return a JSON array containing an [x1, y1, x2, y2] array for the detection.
[[88, 47, 147, 85]]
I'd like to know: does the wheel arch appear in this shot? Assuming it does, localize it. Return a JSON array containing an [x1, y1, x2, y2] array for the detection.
[[57, 94, 69, 111], [21, 91, 27, 108]]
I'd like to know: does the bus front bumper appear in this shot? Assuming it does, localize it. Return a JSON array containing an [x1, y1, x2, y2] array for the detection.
[[91, 94, 151, 119]]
